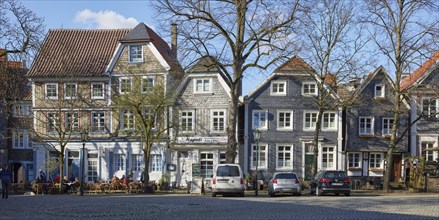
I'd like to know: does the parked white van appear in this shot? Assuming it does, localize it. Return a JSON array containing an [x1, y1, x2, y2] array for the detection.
[[211, 164, 245, 197]]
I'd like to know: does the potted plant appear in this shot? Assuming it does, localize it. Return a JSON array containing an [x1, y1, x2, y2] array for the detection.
[[244, 173, 253, 190], [158, 174, 170, 191]]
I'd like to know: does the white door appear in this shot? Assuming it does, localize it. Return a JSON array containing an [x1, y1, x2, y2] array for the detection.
[[178, 151, 190, 187]]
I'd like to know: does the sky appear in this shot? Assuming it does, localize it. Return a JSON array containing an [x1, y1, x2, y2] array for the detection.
[[18, 0, 264, 96]]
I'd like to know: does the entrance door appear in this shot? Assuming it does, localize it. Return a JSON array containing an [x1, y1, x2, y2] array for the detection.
[[178, 151, 189, 187], [304, 143, 315, 181], [391, 155, 402, 182]]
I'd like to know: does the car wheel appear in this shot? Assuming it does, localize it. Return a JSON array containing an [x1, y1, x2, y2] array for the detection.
[[335, 193, 340, 196], [296, 192, 301, 196], [344, 192, 350, 197], [316, 187, 322, 196], [269, 192, 275, 197], [212, 192, 216, 197]]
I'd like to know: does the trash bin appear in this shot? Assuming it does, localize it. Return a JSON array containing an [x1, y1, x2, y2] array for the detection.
[[259, 180, 263, 190]]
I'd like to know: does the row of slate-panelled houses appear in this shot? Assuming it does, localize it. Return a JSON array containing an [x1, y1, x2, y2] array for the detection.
[[1, 23, 438, 188]]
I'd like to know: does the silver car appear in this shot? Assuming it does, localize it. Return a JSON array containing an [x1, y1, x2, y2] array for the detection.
[[268, 172, 301, 197]]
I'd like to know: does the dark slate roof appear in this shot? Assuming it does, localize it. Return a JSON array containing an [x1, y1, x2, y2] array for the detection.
[[27, 29, 130, 77], [120, 23, 151, 43], [188, 55, 221, 73]]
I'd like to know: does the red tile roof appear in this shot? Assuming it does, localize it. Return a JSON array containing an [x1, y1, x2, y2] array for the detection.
[[275, 56, 314, 72], [400, 50, 439, 90], [27, 29, 131, 77]]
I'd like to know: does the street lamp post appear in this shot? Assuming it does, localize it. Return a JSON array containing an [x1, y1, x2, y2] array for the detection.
[[80, 129, 88, 196], [253, 129, 261, 197]]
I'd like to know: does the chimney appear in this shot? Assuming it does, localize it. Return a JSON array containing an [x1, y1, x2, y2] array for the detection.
[[0, 49, 7, 62], [171, 23, 177, 60]]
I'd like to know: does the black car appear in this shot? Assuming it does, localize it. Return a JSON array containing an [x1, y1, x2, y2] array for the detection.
[[310, 170, 351, 196]]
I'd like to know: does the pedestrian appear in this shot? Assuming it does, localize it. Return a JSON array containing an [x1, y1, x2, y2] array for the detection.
[[0, 164, 13, 199], [38, 169, 46, 183]]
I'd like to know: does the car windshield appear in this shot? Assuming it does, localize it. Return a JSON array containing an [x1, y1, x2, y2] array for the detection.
[[275, 173, 297, 179], [216, 166, 240, 177], [323, 172, 347, 179]]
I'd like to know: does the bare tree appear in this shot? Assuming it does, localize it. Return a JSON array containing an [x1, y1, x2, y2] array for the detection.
[[154, 0, 302, 163], [0, 0, 45, 60], [364, 0, 439, 192]]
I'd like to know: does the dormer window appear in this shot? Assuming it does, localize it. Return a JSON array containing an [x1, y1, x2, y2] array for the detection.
[[194, 78, 211, 93], [302, 82, 317, 96], [375, 85, 385, 98], [270, 80, 286, 96], [129, 45, 143, 63]]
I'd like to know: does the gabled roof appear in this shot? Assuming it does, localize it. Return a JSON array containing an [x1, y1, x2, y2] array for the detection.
[[187, 55, 221, 73], [353, 66, 394, 98], [275, 56, 314, 72], [27, 29, 130, 77], [400, 50, 439, 90], [120, 23, 152, 43]]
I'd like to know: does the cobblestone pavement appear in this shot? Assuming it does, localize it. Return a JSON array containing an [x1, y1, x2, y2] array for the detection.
[[0, 192, 438, 220]]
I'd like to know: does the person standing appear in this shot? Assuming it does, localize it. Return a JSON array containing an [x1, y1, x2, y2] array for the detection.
[[0, 164, 13, 199], [38, 169, 46, 183]]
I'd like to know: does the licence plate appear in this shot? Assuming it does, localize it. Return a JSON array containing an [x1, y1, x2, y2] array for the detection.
[[332, 183, 343, 186]]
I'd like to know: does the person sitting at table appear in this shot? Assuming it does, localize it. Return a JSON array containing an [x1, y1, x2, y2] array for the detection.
[[121, 175, 127, 188], [63, 176, 73, 193], [111, 175, 120, 190]]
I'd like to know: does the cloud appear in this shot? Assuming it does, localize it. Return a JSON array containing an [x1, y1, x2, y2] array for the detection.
[[74, 9, 139, 29]]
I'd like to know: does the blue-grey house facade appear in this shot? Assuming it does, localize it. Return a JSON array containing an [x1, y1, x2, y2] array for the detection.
[[243, 56, 344, 182]]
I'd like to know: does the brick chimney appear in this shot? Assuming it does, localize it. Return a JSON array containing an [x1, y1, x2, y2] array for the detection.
[[171, 23, 178, 60], [0, 49, 7, 62]]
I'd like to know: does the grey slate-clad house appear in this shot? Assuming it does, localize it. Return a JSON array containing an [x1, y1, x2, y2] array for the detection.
[[244, 56, 344, 182], [401, 51, 439, 162], [345, 66, 409, 184], [171, 56, 236, 188]]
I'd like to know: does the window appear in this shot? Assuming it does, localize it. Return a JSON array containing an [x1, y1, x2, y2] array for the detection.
[[270, 81, 286, 96], [47, 112, 59, 132], [45, 83, 58, 99], [211, 110, 226, 132], [14, 104, 31, 117], [150, 154, 163, 172], [369, 153, 383, 169], [142, 109, 156, 129], [132, 154, 143, 172], [87, 154, 98, 183], [129, 45, 143, 63], [422, 98, 438, 118], [91, 83, 105, 99], [304, 112, 318, 130], [13, 130, 28, 148], [91, 112, 105, 132], [322, 147, 334, 170], [122, 110, 135, 131], [382, 118, 394, 136], [359, 117, 374, 135], [302, 82, 317, 96], [141, 76, 155, 93], [252, 110, 267, 130], [277, 111, 293, 130], [348, 153, 361, 168], [119, 77, 132, 94], [65, 112, 79, 132], [64, 83, 77, 99], [375, 85, 385, 98], [219, 152, 227, 164], [180, 110, 194, 132], [200, 153, 214, 178], [251, 144, 267, 169], [114, 154, 125, 171], [194, 78, 211, 93], [322, 112, 337, 130], [276, 145, 292, 169], [421, 142, 435, 162]]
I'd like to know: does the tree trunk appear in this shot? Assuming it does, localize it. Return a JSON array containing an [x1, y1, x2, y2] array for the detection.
[[312, 107, 324, 176], [226, 83, 240, 163], [143, 142, 153, 193]]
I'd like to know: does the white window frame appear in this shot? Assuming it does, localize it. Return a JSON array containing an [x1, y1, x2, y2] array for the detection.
[[359, 116, 374, 135], [45, 83, 58, 100], [302, 82, 318, 96], [303, 111, 318, 131], [348, 152, 361, 169], [132, 154, 143, 172], [180, 110, 195, 132], [129, 45, 143, 63], [374, 84, 385, 98], [252, 110, 268, 130], [64, 83, 77, 100], [321, 146, 335, 170], [369, 153, 383, 169], [91, 82, 105, 99], [422, 97, 438, 118], [114, 154, 126, 171], [322, 112, 337, 130], [276, 144, 293, 170], [270, 80, 287, 96], [87, 154, 99, 183], [13, 130, 28, 149], [200, 152, 214, 178], [194, 78, 212, 93], [65, 112, 79, 132], [119, 77, 132, 94], [141, 76, 155, 93], [13, 103, 31, 117], [219, 152, 227, 164], [121, 110, 135, 131], [421, 142, 435, 162], [211, 110, 226, 133], [142, 109, 156, 130], [277, 110, 293, 130], [47, 112, 59, 133], [251, 143, 268, 170], [382, 118, 394, 136], [91, 112, 105, 132], [150, 154, 163, 172]]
